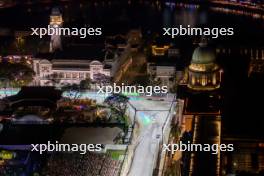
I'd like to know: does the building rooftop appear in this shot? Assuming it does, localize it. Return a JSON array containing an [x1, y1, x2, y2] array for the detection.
[[191, 43, 216, 65], [148, 55, 185, 70], [35, 44, 105, 61], [4, 86, 62, 105]]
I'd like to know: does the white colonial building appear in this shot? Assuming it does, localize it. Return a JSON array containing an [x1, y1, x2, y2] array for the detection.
[[147, 43, 182, 90], [32, 59, 111, 86]]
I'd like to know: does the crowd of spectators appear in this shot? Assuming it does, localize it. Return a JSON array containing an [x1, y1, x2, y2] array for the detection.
[[42, 152, 122, 176]]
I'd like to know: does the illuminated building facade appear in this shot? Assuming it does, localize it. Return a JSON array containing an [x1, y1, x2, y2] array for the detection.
[[216, 47, 264, 76], [49, 7, 63, 52], [248, 49, 264, 76], [151, 45, 170, 56], [180, 94, 222, 176], [32, 59, 111, 86], [187, 41, 221, 91], [148, 43, 181, 90], [177, 40, 222, 176]]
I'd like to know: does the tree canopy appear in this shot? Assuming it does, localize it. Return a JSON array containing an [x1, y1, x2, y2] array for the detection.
[[0, 62, 35, 87], [80, 78, 92, 90]]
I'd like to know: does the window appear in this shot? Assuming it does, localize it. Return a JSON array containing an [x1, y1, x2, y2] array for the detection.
[[41, 66, 50, 72], [36, 63, 40, 74], [213, 74, 216, 85], [191, 76, 195, 85], [79, 73, 84, 79], [86, 73, 90, 79], [59, 73, 65, 78], [72, 73, 78, 79], [201, 75, 207, 86], [66, 73, 71, 79]]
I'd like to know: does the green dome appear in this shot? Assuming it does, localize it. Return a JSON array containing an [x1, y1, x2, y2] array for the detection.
[[191, 45, 216, 64]]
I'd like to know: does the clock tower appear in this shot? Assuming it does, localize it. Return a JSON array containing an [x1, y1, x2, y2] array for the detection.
[[49, 7, 63, 52]]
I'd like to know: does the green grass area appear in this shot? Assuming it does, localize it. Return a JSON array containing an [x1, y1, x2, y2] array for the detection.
[[123, 114, 130, 126], [107, 150, 126, 160]]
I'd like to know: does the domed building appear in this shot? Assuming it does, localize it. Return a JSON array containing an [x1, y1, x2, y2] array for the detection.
[[187, 41, 221, 91], [177, 40, 223, 176]]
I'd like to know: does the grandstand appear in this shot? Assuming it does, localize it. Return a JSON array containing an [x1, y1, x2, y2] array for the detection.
[[42, 152, 122, 176]]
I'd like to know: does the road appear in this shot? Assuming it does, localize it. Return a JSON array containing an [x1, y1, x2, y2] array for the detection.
[[1, 89, 175, 176], [77, 91, 175, 176], [126, 98, 175, 176]]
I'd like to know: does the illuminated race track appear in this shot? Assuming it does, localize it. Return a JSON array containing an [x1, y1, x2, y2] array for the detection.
[[126, 98, 174, 176], [0, 89, 175, 176]]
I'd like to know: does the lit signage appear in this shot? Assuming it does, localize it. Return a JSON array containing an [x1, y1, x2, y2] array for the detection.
[[0, 150, 16, 160]]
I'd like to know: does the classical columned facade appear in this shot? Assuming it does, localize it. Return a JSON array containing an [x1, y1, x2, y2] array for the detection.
[[181, 40, 223, 176], [32, 59, 111, 86], [187, 42, 221, 91]]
